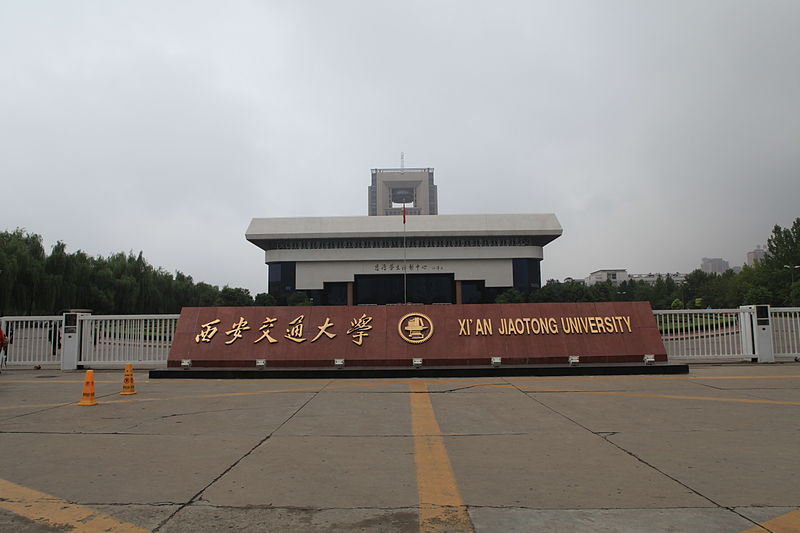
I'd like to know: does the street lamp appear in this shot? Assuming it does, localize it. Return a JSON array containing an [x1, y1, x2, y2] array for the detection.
[[784, 265, 800, 285]]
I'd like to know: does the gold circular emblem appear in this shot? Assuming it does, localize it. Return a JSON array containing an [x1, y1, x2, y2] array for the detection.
[[398, 313, 434, 344]]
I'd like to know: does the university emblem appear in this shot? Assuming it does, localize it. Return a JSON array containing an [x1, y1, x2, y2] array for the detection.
[[398, 313, 434, 344]]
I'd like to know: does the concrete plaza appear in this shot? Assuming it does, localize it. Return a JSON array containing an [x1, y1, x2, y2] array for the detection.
[[1, 364, 799, 532]]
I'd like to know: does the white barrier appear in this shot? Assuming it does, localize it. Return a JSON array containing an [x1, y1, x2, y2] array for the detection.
[[2, 308, 798, 367], [79, 315, 179, 366], [653, 309, 747, 359], [769, 307, 800, 357], [1, 316, 64, 367]]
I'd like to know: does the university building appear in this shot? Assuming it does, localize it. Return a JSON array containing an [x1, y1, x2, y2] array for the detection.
[[246, 168, 562, 305]]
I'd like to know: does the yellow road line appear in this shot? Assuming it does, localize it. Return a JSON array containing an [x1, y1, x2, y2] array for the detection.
[[505, 374, 800, 382], [0, 478, 150, 532], [409, 381, 474, 533], [2, 375, 799, 412], [5, 373, 800, 387], [529, 389, 800, 406], [739, 508, 800, 533]]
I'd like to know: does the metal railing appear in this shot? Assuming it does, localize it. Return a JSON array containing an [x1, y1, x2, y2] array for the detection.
[[2, 308, 799, 368], [80, 315, 179, 366], [770, 307, 800, 357], [653, 307, 800, 359], [653, 309, 747, 359], [1, 316, 64, 367]]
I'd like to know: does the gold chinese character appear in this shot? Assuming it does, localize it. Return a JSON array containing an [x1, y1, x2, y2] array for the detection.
[[346, 314, 373, 346], [310, 317, 336, 343], [195, 319, 221, 343], [225, 317, 251, 345], [285, 315, 306, 343], [254, 317, 279, 344]]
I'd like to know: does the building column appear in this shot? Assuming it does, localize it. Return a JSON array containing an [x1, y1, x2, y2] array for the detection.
[[347, 282, 354, 306], [455, 280, 462, 305]]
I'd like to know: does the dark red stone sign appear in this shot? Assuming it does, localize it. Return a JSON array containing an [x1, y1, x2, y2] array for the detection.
[[167, 302, 667, 368]]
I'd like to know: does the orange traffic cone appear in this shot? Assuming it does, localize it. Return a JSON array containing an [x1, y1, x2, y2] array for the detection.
[[120, 364, 137, 395], [78, 370, 98, 406]]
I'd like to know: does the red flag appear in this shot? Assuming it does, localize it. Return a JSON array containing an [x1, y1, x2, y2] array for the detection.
[[402, 204, 406, 224]]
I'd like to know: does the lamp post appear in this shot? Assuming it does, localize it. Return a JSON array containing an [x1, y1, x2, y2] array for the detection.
[[784, 265, 800, 285]]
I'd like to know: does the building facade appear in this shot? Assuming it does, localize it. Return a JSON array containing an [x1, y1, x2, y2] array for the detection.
[[628, 272, 687, 285], [247, 214, 562, 305], [701, 257, 730, 274], [368, 168, 437, 217], [585, 270, 687, 286], [746, 246, 766, 266], [585, 269, 629, 286], [247, 167, 561, 305]]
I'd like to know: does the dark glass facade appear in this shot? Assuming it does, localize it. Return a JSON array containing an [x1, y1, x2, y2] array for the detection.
[[512, 258, 542, 291], [268, 258, 541, 305], [354, 274, 454, 305]]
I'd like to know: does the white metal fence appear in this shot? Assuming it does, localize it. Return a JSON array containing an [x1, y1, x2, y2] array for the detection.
[[2, 308, 799, 368], [653, 309, 747, 359], [653, 307, 800, 359], [0, 316, 63, 367], [1, 314, 178, 368], [769, 307, 800, 357], [80, 315, 179, 366]]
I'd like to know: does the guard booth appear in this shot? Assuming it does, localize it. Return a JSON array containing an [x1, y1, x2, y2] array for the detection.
[[739, 305, 775, 363], [61, 310, 92, 370]]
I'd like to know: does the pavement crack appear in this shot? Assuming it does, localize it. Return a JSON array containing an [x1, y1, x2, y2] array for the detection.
[[429, 385, 482, 393], [78, 502, 181, 507], [274, 432, 528, 438], [157, 407, 256, 419], [0, 402, 75, 422], [0, 430, 159, 436], [502, 376, 766, 530], [151, 379, 334, 532], [693, 381, 728, 391]]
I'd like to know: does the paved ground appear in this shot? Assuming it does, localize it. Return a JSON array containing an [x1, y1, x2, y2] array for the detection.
[[1, 364, 799, 532]]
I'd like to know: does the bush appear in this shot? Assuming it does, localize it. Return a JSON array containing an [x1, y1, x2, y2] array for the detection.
[[287, 291, 312, 306]]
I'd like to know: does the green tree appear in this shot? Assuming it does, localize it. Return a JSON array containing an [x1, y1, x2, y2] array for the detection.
[[743, 286, 772, 305], [254, 293, 277, 306], [287, 291, 312, 306], [756, 218, 800, 305], [220, 286, 254, 306], [0, 229, 261, 314], [495, 288, 526, 304]]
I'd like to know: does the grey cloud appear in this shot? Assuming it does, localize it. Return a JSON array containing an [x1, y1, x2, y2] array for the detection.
[[1, 0, 798, 294]]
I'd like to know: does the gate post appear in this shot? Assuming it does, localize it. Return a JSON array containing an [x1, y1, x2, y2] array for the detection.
[[61, 312, 91, 370], [739, 305, 775, 363]]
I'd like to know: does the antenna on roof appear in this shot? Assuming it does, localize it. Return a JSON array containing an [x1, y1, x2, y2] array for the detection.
[[400, 152, 405, 169]]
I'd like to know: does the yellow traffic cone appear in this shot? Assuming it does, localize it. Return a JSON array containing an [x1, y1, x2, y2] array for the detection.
[[120, 364, 137, 395], [78, 370, 98, 406]]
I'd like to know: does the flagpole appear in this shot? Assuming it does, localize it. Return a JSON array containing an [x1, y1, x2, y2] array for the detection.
[[403, 203, 407, 304]]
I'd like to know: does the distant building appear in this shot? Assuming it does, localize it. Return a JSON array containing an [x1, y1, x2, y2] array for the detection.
[[701, 257, 730, 274], [585, 269, 628, 286], [585, 270, 686, 286], [628, 272, 687, 285], [746, 246, 766, 266]]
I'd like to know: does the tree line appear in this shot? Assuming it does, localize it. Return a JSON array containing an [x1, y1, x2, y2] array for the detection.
[[1, 218, 798, 315], [0, 229, 277, 316], [497, 218, 800, 309]]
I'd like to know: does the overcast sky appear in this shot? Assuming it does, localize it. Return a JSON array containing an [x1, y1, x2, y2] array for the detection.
[[2, 1, 798, 295]]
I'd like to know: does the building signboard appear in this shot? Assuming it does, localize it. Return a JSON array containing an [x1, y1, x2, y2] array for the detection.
[[167, 302, 667, 368]]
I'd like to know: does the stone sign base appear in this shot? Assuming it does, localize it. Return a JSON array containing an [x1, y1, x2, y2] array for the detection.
[[150, 362, 688, 379]]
